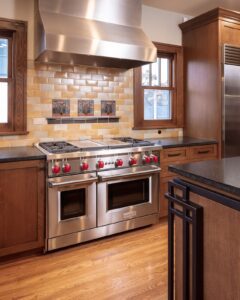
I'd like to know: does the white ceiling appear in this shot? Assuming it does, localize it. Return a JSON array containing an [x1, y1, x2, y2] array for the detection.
[[142, 0, 240, 16]]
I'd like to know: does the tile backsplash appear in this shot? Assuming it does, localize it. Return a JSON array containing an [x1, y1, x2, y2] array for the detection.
[[0, 60, 182, 148]]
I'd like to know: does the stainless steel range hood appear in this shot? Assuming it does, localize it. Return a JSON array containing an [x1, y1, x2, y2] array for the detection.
[[34, 0, 157, 69]]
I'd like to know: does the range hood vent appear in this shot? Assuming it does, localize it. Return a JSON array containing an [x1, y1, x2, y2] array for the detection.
[[34, 0, 157, 69]]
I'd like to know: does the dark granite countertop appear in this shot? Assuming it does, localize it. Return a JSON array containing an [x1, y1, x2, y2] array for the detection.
[[147, 137, 217, 148], [169, 157, 240, 197], [0, 146, 46, 163]]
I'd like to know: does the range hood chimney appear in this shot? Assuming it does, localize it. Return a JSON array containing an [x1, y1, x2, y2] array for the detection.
[[34, 0, 157, 69]]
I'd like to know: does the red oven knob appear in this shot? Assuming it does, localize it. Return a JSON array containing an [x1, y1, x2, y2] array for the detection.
[[151, 154, 159, 163], [62, 162, 71, 173], [97, 160, 105, 169], [115, 159, 123, 167], [142, 155, 151, 164], [52, 163, 61, 174], [129, 157, 137, 166], [81, 162, 89, 171]]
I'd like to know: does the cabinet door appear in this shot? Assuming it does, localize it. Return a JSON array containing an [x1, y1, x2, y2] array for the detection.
[[0, 160, 45, 257]]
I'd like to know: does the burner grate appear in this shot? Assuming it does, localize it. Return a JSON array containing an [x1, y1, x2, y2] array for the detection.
[[39, 142, 80, 153], [113, 137, 154, 147]]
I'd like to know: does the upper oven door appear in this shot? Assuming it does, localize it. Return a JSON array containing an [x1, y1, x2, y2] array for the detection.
[[97, 166, 160, 226], [48, 174, 97, 238]]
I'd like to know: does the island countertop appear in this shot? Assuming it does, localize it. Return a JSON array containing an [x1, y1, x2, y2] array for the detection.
[[169, 156, 240, 197]]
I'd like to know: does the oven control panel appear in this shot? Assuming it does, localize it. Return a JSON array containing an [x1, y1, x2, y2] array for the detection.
[[48, 151, 160, 177]]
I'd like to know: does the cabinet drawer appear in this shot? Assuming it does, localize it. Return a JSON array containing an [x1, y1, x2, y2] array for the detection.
[[189, 144, 217, 160], [161, 147, 188, 162]]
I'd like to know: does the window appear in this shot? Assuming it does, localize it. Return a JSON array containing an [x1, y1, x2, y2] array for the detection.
[[133, 42, 183, 129], [0, 18, 27, 135]]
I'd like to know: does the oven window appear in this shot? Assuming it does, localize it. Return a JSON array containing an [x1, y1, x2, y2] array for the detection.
[[60, 188, 86, 220], [108, 178, 149, 210]]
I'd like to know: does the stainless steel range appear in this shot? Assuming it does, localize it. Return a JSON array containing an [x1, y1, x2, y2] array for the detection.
[[35, 137, 162, 251]]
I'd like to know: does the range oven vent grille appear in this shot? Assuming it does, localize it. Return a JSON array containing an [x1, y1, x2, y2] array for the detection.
[[224, 44, 240, 66]]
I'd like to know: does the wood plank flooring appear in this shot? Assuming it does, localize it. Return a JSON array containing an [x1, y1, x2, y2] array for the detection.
[[0, 220, 168, 300]]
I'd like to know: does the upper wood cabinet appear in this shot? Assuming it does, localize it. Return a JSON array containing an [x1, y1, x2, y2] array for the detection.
[[179, 8, 240, 158]]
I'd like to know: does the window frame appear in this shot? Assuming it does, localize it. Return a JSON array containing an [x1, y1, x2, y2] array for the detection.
[[0, 18, 27, 135], [133, 42, 183, 129]]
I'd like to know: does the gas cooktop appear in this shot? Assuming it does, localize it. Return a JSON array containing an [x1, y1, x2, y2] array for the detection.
[[35, 137, 161, 177], [38, 138, 156, 154]]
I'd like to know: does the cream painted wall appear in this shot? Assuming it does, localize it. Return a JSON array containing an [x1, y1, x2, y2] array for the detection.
[[142, 5, 191, 45], [0, 0, 34, 59]]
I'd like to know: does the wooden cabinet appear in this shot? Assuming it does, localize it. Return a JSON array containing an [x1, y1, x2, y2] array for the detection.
[[0, 160, 45, 257], [168, 178, 240, 299], [179, 8, 240, 158], [159, 144, 218, 217]]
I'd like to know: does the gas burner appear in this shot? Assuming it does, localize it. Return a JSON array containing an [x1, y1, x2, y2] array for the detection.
[[39, 141, 80, 154], [113, 137, 155, 147]]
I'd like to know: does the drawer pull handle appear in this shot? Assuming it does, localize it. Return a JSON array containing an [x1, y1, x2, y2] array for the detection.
[[197, 150, 210, 154], [168, 153, 182, 157]]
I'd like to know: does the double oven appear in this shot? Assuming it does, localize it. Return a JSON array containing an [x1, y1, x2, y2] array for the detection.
[[36, 139, 161, 251], [47, 165, 160, 251]]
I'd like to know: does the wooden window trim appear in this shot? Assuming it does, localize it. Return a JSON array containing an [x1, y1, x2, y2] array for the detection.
[[0, 17, 27, 136], [133, 42, 184, 130]]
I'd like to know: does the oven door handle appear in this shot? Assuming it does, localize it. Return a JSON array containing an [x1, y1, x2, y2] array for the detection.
[[98, 166, 161, 182], [48, 176, 98, 188]]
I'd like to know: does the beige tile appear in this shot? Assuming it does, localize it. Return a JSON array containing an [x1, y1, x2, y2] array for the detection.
[[74, 79, 86, 86], [62, 66, 74, 72], [0, 61, 182, 148], [61, 78, 74, 85], [55, 71, 68, 78], [87, 80, 97, 86], [48, 78, 62, 84]]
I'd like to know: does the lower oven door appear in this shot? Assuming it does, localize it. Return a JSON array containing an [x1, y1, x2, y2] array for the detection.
[[47, 173, 97, 238], [97, 166, 160, 226]]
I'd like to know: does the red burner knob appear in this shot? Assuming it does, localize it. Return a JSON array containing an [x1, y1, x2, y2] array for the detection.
[[143, 155, 151, 164], [151, 155, 158, 163], [115, 159, 123, 167], [62, 162, 71, 173], [129, 157, 137, 166], [97, 160, 105, 169], [81, 162, 89, 171], [52, 163, 61, 174]]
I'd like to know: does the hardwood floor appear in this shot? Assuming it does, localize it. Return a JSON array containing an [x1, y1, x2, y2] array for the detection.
[[0, 220, 168, 300]]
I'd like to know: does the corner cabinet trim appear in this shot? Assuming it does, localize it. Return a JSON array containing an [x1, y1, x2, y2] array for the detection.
[[166, 179, 204, 300]]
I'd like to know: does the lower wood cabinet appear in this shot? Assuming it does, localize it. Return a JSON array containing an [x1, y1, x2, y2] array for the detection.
[[0, 160, 45, 257], [159, 144, 218, 218], [167, 178, 240, 299]]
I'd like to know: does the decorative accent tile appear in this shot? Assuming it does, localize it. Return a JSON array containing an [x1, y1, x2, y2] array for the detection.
[[52, 99, 70, 117], [78, 100, 94, 116], [101, 100, 116, 116]]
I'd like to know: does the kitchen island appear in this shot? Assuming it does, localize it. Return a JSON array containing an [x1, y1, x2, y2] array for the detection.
[[167, 157, 240, 300]]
